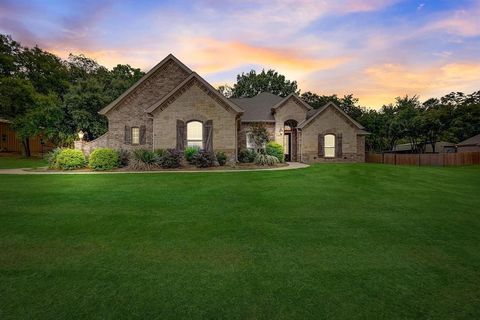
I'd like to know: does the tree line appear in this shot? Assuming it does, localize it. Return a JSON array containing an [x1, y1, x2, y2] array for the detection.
[[0, 34, 144, 156], [220, 70, 480, 152], [1, 34, 479, 156]]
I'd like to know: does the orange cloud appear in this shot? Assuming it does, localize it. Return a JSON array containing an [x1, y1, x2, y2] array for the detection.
[[178, 37, 350, 75], [358, 62, 480, 107]]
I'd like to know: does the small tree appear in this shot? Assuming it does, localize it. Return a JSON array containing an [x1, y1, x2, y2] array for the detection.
[[248, 123, 269, 153]]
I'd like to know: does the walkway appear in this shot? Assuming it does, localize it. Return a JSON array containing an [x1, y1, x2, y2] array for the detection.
[[0, 162, 309, 175]]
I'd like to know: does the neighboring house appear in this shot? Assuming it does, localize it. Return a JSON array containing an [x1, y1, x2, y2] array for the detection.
[[76, 54, 368, 163], [456, 134, 480, 153], [389, 141, 456, 154], [0, 118, 53, 155]]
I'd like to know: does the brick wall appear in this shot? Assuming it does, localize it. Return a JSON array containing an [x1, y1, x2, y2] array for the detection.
[[152, 80, 238, 161], [300, 105, 364, 163], [77, 60, 190, 154]]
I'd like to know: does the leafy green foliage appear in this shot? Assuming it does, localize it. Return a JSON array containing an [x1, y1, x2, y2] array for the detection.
[[192, 150, 216, 168], [184, 146, 200, 164], [249, 123, 269, 151], [129, 149, 158, 171], [157, 149, 182, 169], [238, 148, 257, 163], [216, 151, 227, 166], [55, 148, 86, 170], [266, 141, 284, 162], [45, 147, 64, 169], [254, 154, 279, 166], [231, 69, 299, 98], [88, 148, 119, 171]]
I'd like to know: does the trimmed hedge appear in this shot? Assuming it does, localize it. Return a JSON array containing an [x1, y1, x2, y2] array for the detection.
[[56, 149, 86, 170], [266, 141, 285, 162], [88, 148, 119, 171]]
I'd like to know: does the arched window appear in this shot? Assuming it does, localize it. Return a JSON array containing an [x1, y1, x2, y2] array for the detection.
[[187, 121, 203, 148], [324, 134, 335, 157]]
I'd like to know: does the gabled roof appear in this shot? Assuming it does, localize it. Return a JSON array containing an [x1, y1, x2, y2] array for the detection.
[[271, 93, 312, 112], [229, 92, 283, 122], [457, 134, 480, 146], [98, 54, 192, 115], [145, 73, 244, 115], [0, 118, 11, 123], [297, 102, 365, 130]]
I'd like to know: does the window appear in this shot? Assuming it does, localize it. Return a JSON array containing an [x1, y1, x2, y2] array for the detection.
[[131, 127, 140, 145], [187, 121, 203, 148], [246, 131, 255, 149], [324, 134, 335, 157]]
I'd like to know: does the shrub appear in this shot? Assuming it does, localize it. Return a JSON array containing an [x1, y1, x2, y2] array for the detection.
[[216, 151, 227, 166], [129, 149, 158, 171], [56, 148, 86, 170], [118, 149, 130, 167], [158, 149, 182, 169], [254, 154, 279, 166], [46, 147, 64, 169], [88, 148, 119, 171], [266, 141, 285, 162], [184, 146, 200, 164], [154, 148, 168, 158], [238, 148, 257, 163], [192, 150, 216, 168]]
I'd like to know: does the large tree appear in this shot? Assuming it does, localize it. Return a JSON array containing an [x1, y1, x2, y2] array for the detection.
[[231, 69, 299, 98]]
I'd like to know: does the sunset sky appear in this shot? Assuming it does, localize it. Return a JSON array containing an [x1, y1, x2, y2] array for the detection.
[[1, 0, 479, 108]]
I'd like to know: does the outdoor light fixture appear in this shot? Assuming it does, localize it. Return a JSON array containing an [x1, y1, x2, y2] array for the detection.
[[78, 130, 85, 140], [279, 128, 284, 135]]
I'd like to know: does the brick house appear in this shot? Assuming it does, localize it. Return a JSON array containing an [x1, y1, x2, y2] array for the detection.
[[76, 54, 368, 163]]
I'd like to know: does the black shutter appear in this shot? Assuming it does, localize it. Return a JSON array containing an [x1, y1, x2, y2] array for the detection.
[[318, 134, 324, 157], [336, 133, 342, 158], [176, 120, 185, 150], [204, 120, 213, 152], [140, 125, 146, 145], [125, 126, 131, 145]]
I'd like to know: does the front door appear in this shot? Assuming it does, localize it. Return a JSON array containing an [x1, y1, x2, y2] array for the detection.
[[284, 132, 291, 161]]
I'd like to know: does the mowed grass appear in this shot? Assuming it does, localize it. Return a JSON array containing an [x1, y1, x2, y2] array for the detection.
[[0, 155, 47, 169], [0, 164, 479, 319]]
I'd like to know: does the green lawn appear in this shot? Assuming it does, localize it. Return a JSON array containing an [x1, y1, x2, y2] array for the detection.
[[0, 155, 47, 169], [1, 164, 479, 319]]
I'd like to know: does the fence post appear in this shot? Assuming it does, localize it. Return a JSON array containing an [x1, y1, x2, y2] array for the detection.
[[394, 153, 397, 166]]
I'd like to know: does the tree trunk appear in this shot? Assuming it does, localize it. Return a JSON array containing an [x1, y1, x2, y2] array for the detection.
[[22, 137, 31, 157]]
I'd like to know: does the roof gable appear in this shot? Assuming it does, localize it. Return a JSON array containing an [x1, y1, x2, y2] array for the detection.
[[271, 93, 312, 113], [457, 133, 480, 146], [298, 102, 364, 130], [98, 54, 192, 115], [145, 73, 243, 115]]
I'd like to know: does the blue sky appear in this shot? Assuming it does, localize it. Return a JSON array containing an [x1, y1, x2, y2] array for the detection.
[[1, 0, 479, 108]]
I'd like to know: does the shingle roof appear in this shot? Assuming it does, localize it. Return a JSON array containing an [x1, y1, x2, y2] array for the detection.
[[229, 92, 284, 122], [457, 134, 480, 146]]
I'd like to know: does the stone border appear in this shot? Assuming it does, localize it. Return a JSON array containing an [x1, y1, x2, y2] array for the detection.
[[0, 162, 309, 175]]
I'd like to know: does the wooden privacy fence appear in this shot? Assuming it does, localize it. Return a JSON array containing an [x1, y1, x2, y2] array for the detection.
[[366, 152, 480, 166]]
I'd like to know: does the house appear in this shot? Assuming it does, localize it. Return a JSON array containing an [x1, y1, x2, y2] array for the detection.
[[0, 118, 53, 155], [389, 141, 456, 154], [76, 54, 368, 163], [457, 134, 480, 153]]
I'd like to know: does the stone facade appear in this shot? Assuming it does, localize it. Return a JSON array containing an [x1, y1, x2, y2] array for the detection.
[[300, 105, 365, 163], [152, 80, 238, 160], [77, 54, 367, 163]]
